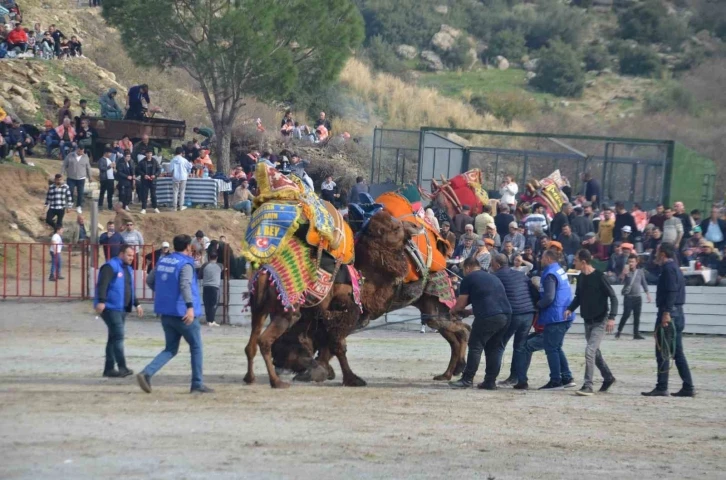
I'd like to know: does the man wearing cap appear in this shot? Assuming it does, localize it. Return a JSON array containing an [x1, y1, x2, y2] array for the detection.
[[503, 221, 525, 252], [453, 233, 477, 260], [482, 223, 501, 250], [137, 234, 213, 394], [94, 244, 143, 378], [145, 241, 171, 274], [685, 225, 703, 251], [440, 221, 456, 257], [61, 145, 92, 214], [475, 238, 494, 271], [458, 224, 479, 245], [449, 256, 512, 389], [619, 225, 633, 243]]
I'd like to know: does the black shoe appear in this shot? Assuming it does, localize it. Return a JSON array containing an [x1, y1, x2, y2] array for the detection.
[[136, 373, 152, 393], [576, 386, 594, 396], [190, 385, 215, 394], [477, 381, 497, 390], [614, 331, 621, 339], [513, 382, 529, 390], [641, 388, 669, 397], [497, 377, 517, 387], [671, 389, 695, 397], [103, 370, 121, 378], [633, 335, 646, 340], [599, 377, 616, 392], [118, 368, 134, 378], [538, 381, 564, 391], [448, 379, 473, 389], [57, 276, 65, 280]]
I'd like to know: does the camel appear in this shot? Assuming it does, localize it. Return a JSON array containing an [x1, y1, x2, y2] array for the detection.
[[243, 211, 416, 388], [271, 210, 471, 387]]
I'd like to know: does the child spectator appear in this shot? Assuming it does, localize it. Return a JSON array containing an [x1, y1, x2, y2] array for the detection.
[[58, 37, 70, 58], [69, 35, 82, 57]]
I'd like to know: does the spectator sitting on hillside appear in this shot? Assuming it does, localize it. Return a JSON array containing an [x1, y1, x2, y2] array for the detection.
[[48, 24, 65, 56], [7, 118, 33, 165], [68, 35, 82, 57], [5, 21, 27, 53], [314, 111, 332, 133], [99, 88, 123, 119], [57, 97, 73, 125], [606, 242, 628, 284], [38, 31, 54, 59], [0, 130, 7, 160], [315, 124, 329, 143], [41, 120, 58, 157], [64, 214, 89, 245], [281, 119, 294, 137], [232, 180, 254, 215], [320, 175, 339, 205], [58, 37, 70, 58], [132, 134, 161, 164], [75, 99, 93, 129], [32, 22, 43, 45], [75, 118, 97, 155], [280, 110, 293, 128]]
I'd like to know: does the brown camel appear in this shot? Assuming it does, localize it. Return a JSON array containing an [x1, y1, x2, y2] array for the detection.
[[272, 211, 471, 386], [243, 214, 405, 388]]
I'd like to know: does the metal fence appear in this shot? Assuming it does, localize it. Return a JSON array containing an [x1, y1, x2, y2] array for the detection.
[[1, 242, 232, 324]]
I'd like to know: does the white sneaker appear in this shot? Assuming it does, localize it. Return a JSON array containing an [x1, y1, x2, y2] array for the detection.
[[77, 206, 82, 214], [180, 206, 187, 211], [420, 325, 426, 333], [154, 208, 160, 214], [124, 206, 130, 211], [140, 209, 146, 215], [209, 321, 221, 327]]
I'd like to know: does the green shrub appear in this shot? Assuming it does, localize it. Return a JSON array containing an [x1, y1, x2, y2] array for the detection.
[[618, 45, 662, 77], [356, 0, 444, 48], [618, 0, 667, 43], [524, 0, 588, 50], [441, 35, 474, 69], [643, 83, 698, 115], [486, 92, 538, 126], [583, 44, 610, 71], [488, 29, 527, 62], [364, 35, 408, 76], [530, 40, 585, 97], [469, 95, 490, 115]]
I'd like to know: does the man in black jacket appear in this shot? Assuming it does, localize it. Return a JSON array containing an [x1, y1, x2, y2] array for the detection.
[[566, 249, 618, 396], [490, 253, 538, 387], [700, 206, 726, 251], [7, 118, 33, 165], [115, 151, 134, 209], [550, 203, 572, 240], [494, 204, 516, 240], [642, 242, 695, 397], [136, 150, 160, 214], [613, 201, 636, 243]]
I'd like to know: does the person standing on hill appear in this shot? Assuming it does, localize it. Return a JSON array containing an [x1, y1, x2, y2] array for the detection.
[[94, 244, 143, 378], [137, 234, 213, 394], [199, 250, 223, 327], [97, 148, 116, 211], [170, 147, 191, 211], [125, 84, 151, 121], [115, 151, 134, 210], [61, 145, 92, 214], [44, 174, 72, 229], [49, 225, 64, 281], [566, 249, 618, 397]]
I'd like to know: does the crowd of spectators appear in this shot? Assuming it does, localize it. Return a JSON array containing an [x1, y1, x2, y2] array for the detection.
[[436, 175, 726, 286], [1, 12, 84, 60]]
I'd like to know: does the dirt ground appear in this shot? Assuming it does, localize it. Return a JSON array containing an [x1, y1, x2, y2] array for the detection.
[[1, 301, 725, 480]]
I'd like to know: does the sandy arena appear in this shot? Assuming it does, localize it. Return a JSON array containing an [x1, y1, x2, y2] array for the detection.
[[1, 301, 725, 479]]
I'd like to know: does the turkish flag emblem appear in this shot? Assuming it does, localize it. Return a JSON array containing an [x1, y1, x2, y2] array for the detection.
[[255, 237, 270, 249]]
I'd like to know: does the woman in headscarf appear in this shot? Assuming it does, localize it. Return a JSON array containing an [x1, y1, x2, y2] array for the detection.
[[425, 208, 440, 231]]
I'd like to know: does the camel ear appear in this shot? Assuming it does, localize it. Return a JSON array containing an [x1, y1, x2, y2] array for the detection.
[[402, 221, 423, 238]]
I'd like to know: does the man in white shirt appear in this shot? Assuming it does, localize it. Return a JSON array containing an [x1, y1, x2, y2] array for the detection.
[[97, 148, 116, 211], [49, 225, 64, 281], [192, 230, 211, 269], [499, 175, 518, 209], [169, 147, 192, 211]]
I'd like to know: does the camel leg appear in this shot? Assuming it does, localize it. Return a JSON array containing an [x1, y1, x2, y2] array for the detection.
[[332, 338, 366, 387], [243, 306, 267, 384], [318, 347, 337, 380], [418, 294, 470, 380], [431, 326, 460, 381], [258, 310, 299, 389]]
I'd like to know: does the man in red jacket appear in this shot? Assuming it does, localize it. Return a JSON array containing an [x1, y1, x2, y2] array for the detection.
[[6, 22, 29, 53]]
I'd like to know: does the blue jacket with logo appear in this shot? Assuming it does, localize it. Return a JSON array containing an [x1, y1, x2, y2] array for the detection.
[[538, 262, 573, 326], [94, 256, 133, 311], [153, 252, 202, 317]]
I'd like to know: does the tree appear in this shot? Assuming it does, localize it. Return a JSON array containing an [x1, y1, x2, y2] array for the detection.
[[488, 29, 527, 62], [530, 40, 585, 97], [103, 0, 364, 173]]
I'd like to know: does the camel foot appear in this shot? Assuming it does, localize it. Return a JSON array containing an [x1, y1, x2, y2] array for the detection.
[[343, 375, 367, 387], [326, 364, 336, 381], [433, 373, 452, 381], [270, 379, 291, 389], [293, 365, 329, 383], [243, 373, 255, 385], [453, 361, 466, 376]]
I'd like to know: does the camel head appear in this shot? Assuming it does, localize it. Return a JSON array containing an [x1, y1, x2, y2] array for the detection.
[[354, 211, 412, 279]]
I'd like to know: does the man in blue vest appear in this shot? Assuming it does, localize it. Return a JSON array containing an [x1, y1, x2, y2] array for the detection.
[[136, 234, 213, 394], [94, 244, 143, 378], [532, 249, 575, 390]]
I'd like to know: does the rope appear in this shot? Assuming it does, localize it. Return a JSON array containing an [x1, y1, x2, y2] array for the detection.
[[351, 313, 443, 334], [655, 322, 677, 373]]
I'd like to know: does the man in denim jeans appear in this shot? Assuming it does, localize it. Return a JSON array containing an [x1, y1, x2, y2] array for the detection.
[[526, 250, 575, 391], [94, 244, 143, 378], [136, 234, 214, 394]]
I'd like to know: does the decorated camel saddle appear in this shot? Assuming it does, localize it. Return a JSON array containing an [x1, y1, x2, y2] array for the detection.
[[428, 168, 490, 220], [519, 169, 570, 220], [242, 163, 358, 310]]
